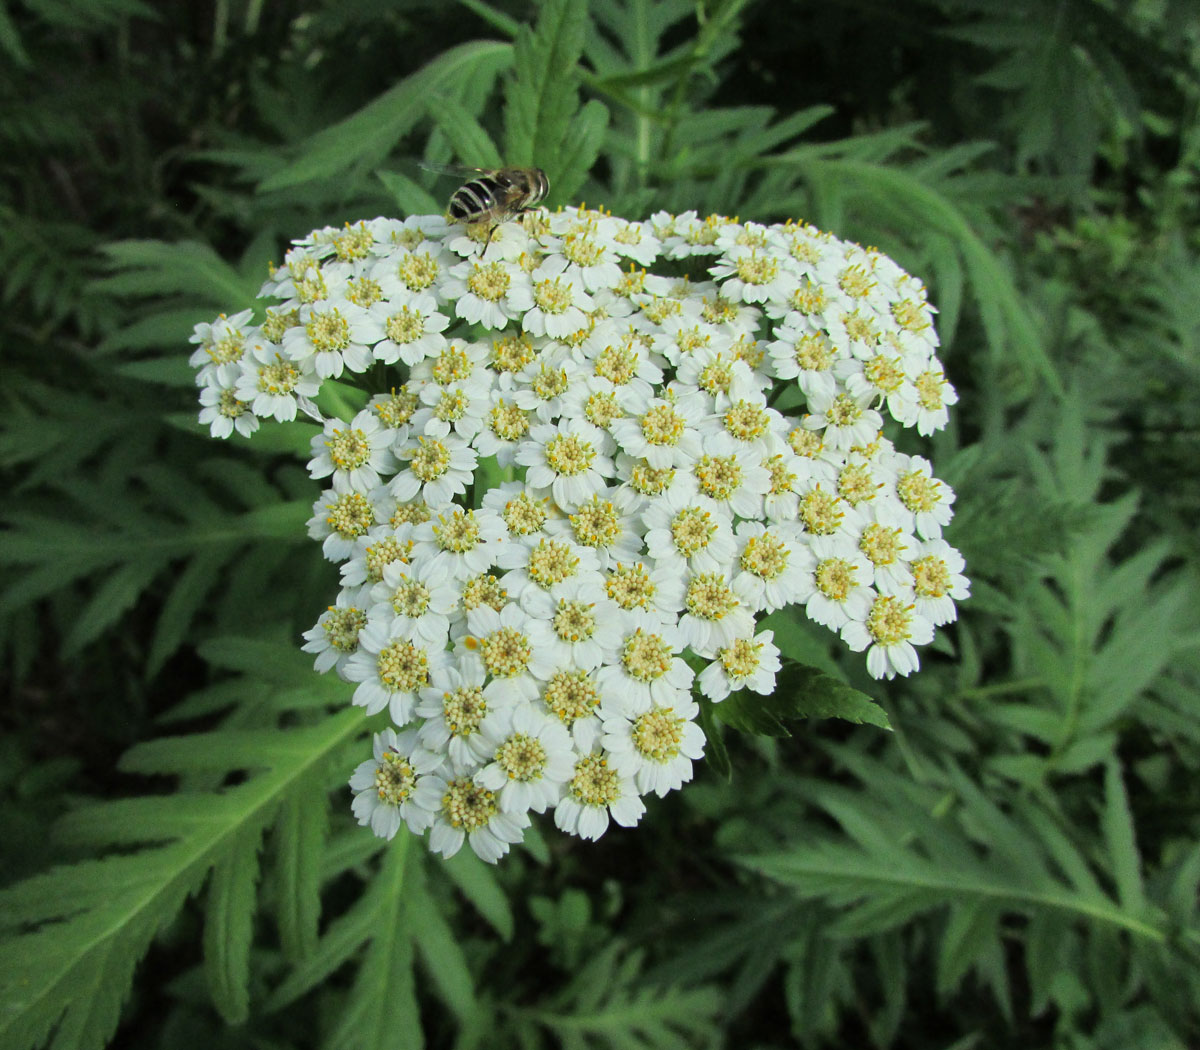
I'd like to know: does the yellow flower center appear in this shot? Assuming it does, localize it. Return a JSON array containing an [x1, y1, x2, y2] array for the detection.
[[326, 492, 374, 539], [440, 776, 497, 831], [528, 539, 579, 587], [385, 307, 426, 344], [866, 594, 914, 645], [545, 433, 596, 476], [467, 261, 511, 302], [631, 708, 685, 762], [478, 626, 532, 678], [496, 733, 548, 781], [568, 752, 620, 807], [433, 510, 481, 552], [374, 748, 417, 805], [621, 628, 672, 681], [815, 557, 857, 601], [306, 308, 351, 353], [544, 670, 600, 724], [605, 563, 655, 610], [377, 639, 430, 692], [670, 507, 716, 557]]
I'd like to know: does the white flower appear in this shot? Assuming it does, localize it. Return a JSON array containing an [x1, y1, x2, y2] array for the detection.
[[512, 357, 585, 423], [415, 653, 521, 770], [516, 418, 614, 511], [234, 342, 321, 423], [595, 612, 694, 714], [189, 206, 966, 863], [373, 243, 456, 302], [390, 434, 478, 506], [415, 773, 531, 863], [674, 346, 763, 410], [198, 381, 259, 440], [349, 729, 440, 840], [889, 455, 955, 539], [803, 388, 884, 452], [190, 309, 255, 387], [553, 748, 645, 841], [911, 364, 959, 436], [841, 504, 919, 594], [701, 394, 788, 459], [697, 630, 782, 701], [308, 477, 379, 562], [301, 593, 369, 677], [642, 487, 736, 576], [842, 593, 935, 680], [835, 343, 918, 426], [367, 558, 459, 646], [608, 219, 661, 266], [482, 482, 553, 545], [474, 396, 534, 465], [678, 570, 756, 657], [907, 538, 970, 626], [524, 578, 624, 670], [690, 445, 771, 519], [347, 294, 450, 366], [765, 322, 840, 399], [442, 257, 529, 329], [800, 534, 876, 632], [730, 520, 812, 613], [344, 621, 450, 725], [410, 506, 506, 581], [608, 390, 707, 470], [492, 534, 602, 610], [475, 702, 576, 814], [650, 316, 728, 367], [547, 489, 643, 570], [710, 244, 795, 304], [601, 696, 705, 797], [508, 256, 595, 338], [601, 560, 686, 623], [339, 526, 417, 595], [281, 303, 373, 378], [412, 379, 491, 442], [307, 409, 396, 491], [462, 601, 555, 684]]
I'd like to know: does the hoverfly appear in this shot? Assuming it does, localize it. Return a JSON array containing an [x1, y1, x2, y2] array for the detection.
[[421, 163, 549, 237]]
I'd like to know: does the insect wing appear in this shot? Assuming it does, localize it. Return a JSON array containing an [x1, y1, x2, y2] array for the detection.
[[419, 161, 493, 179]]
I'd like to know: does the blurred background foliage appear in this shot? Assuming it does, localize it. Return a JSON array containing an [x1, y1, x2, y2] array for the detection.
[[2, 0, 1200, 1048]]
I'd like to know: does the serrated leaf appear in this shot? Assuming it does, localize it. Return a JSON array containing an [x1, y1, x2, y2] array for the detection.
[[714, 662, 890, 736], [261, 42, 512, 192], [427, 96, 503, 168], [554, 98, 609, 203], [504, 0, 587, 176], [204, 824, 263, 1024]]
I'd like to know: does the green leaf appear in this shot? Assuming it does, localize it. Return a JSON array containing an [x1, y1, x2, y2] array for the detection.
[[504, 0, 588, 177], [1102, 760, 1147, 913], [554, 98, 610, 204], [271, 777, 327, 963], [714, 662, 891, 737], [697, 696, 732, 781], [204, 824, 263, 1024], [427, 96, 503, 168], [325, 836, 423, 1050], [260, 41, 513, 192], [443, 848, 515, 940], [377, 170, 444, 216]]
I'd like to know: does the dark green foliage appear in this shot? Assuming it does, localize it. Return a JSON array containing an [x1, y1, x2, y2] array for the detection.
[[3, 1, 1200, 1049]]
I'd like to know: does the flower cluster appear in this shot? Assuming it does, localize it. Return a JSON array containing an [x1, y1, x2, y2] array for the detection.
[[190, 204, 969, 863]]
